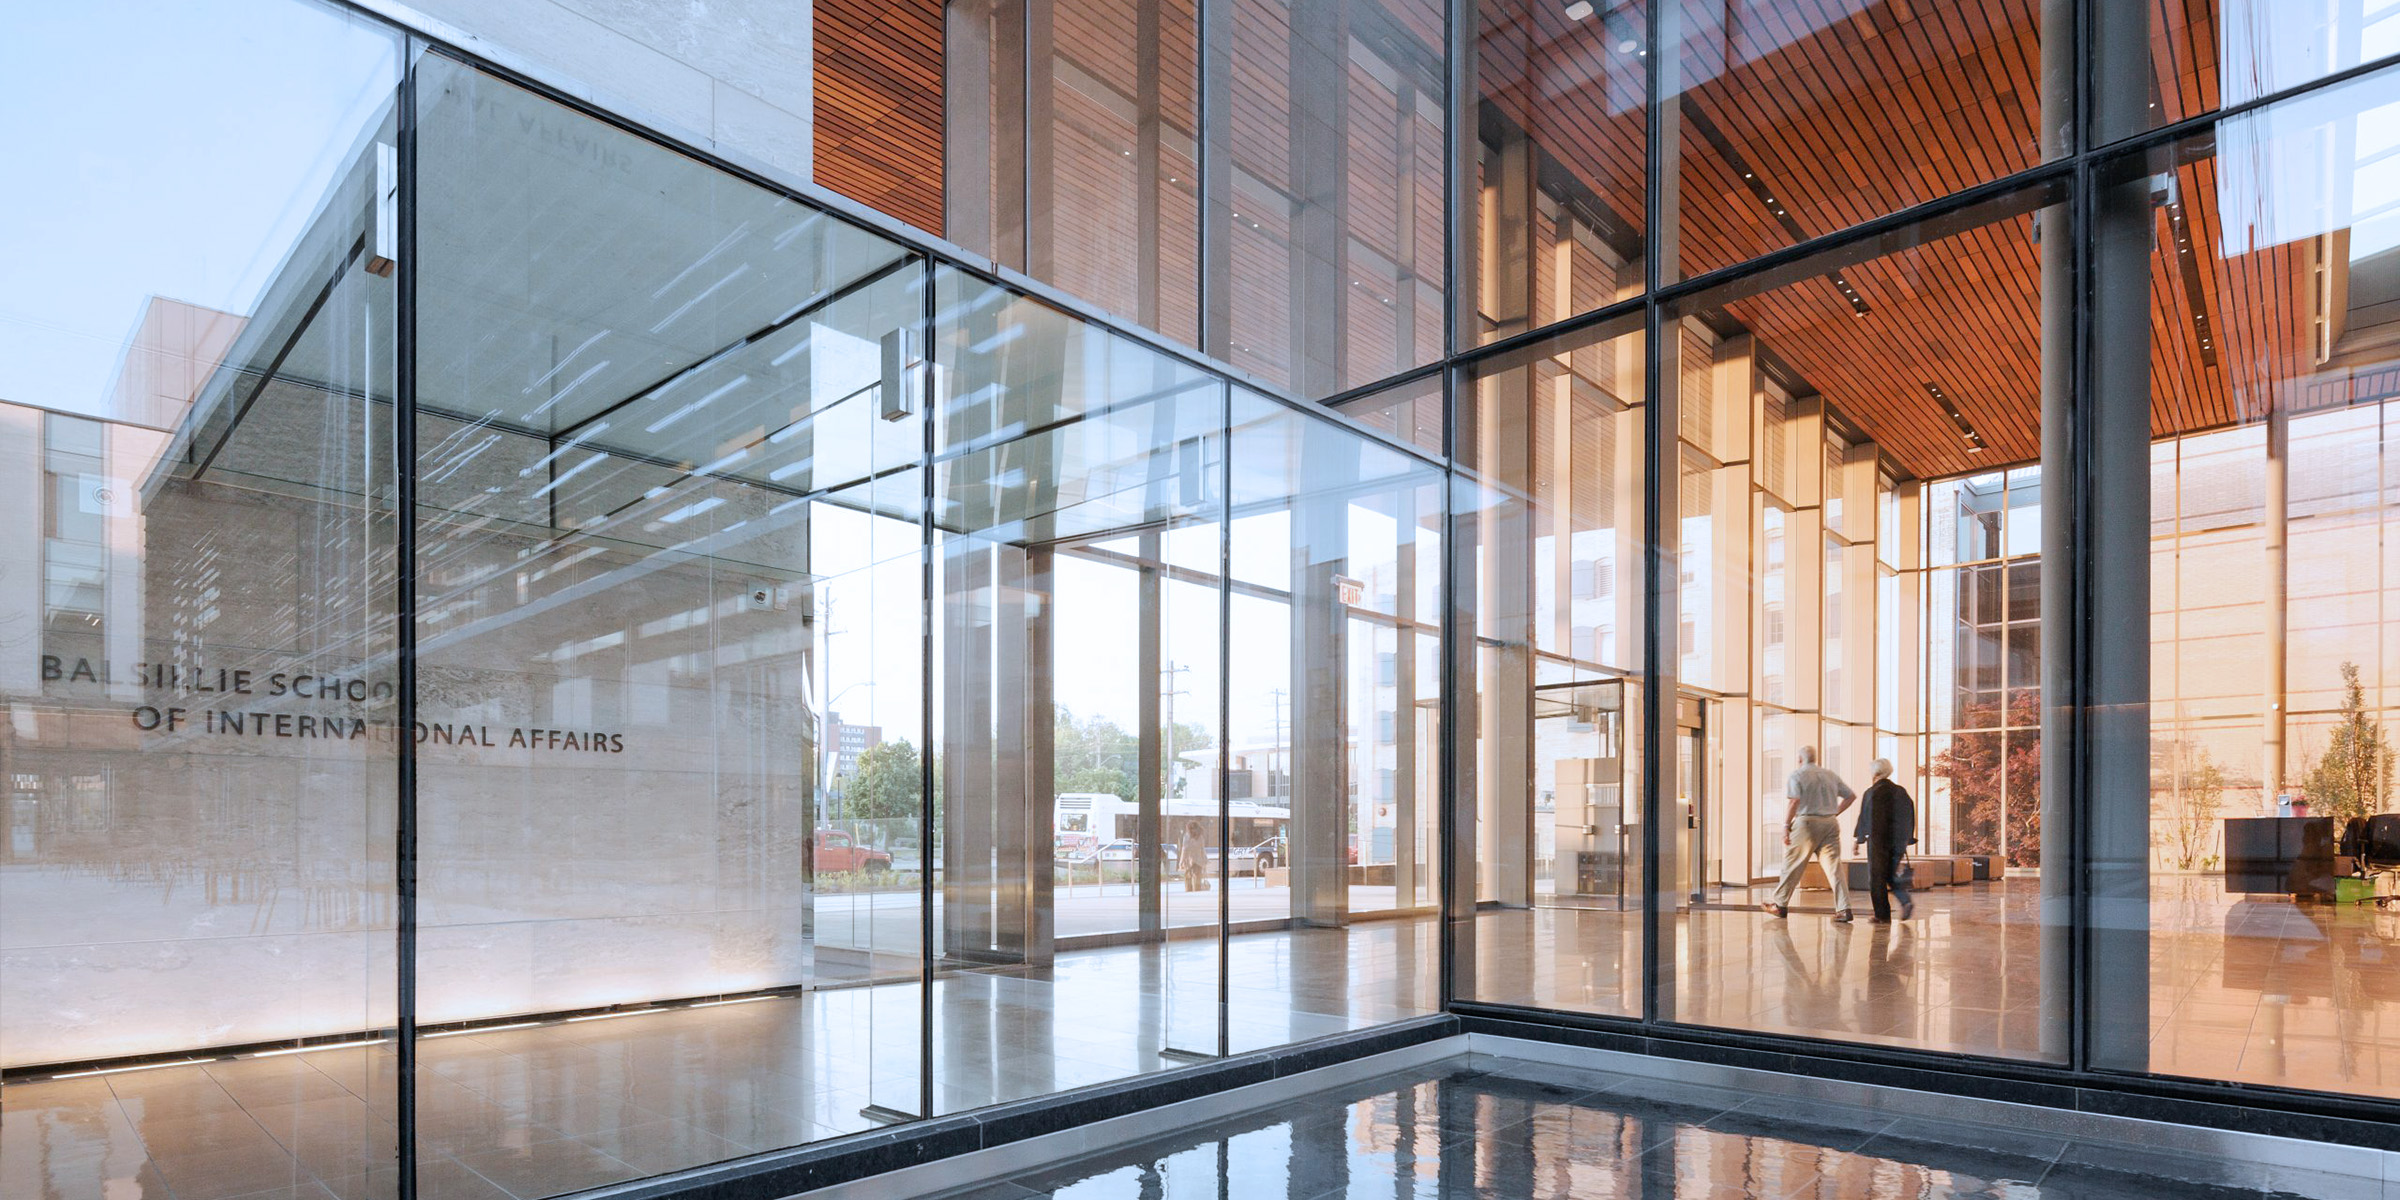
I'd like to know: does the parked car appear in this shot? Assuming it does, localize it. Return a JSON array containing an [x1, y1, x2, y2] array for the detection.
[[1204, 837, 1281, 876], [815, 828, 892, 873]]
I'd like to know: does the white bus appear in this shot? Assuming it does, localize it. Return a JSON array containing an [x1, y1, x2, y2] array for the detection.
[[1055, 793, 1292, 867]]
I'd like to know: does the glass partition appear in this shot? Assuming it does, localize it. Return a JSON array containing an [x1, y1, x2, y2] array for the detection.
[[0, 4, 404, 1198], [931, 266, 1228, 1106], [1659, 185, 2066, 1062], [2091, 60, 2400, 1101], [1453, 315, 1648, 1017], [1227, 386, 1445, 1047], [410, 54, 929, 1192]]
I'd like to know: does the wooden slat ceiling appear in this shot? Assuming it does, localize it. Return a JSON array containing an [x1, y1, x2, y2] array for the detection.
[[811, 2, 2316, 481], [815, 0, 945, 232]]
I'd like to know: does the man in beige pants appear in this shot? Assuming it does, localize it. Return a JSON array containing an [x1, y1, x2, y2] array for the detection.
[[1764, 745, 1857, 923]]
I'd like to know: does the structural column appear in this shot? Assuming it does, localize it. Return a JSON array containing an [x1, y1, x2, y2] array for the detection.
[[1291, 419, 1354, 927]]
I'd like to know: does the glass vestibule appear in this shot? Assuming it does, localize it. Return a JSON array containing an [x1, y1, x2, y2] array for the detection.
[[0, 32, 1448, 1200]]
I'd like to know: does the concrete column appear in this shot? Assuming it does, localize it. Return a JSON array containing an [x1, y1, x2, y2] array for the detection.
[[942, 539, 999, 961], [2264, 407, 2288, 804], [1024, 0, 1056, 280], [1198, 0, 1232, 356], [1138, 531, 1166, 936], [1291, 420, 1354, 926], [1477, 365, 1535, 910], [940, 538, 1055, 966], [942, 0, 1002, 259], [1286, 0, 1350, 396], [1485, 122, 1536, 345], [1394, 488, 1422, 905], [2078, 174, 2155, 1067]]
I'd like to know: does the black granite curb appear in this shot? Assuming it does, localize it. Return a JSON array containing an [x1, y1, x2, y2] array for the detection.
[[570, 1015, 1463, 1200], [1456, 1010, 2400, 1154]]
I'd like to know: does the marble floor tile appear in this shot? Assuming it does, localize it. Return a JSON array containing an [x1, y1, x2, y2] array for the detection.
[[925, 1056, 2386, 1200]]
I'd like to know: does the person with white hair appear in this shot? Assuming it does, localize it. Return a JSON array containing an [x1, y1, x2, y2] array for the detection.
[[1853, 757, 1918, 923], [1764, 744, 1857, 922]]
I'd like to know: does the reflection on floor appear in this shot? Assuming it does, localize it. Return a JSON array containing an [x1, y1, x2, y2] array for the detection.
[[1482, 874, 2400, 1093], [929, 1054, 2369, 1200], [0, 921, 1434, 1200]]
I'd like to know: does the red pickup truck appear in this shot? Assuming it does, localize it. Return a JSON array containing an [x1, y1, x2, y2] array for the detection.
[[815, 828, 892, 873]]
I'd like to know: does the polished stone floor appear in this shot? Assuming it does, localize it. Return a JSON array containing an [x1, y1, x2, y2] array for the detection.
[[1473, 874, 2400, 1094], [0, 921, 1435, 1200], [930, 1054, 2388, 1200], [16, 875, 2400, 1199]]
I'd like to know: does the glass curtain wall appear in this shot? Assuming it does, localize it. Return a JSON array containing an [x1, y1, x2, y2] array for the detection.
[[1, 4, 404, 1199], [37, 3, 2400, 1197], [1453, 315, 1648, 1017], [1227, 385, 1446, 1046], [1655, 189, 2066, 1060], [0, 22, 1444, 1200], [2090, 58, 2400, 1103], [948, 0, 1446, 399]]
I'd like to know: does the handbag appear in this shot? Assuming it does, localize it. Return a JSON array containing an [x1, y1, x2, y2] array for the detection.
[[1894, 861, 1916, 889]]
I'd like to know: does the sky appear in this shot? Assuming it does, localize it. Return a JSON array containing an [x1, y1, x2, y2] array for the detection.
[[0, 0, 398, 418]]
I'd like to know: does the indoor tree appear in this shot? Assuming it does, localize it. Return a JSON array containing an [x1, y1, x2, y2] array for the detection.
[[1933, 692, 2043, 869], [2304, 661, 2394, 825], [2153, 737, 2226, 872]]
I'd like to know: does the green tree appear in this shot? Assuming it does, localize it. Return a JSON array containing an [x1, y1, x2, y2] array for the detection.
[[2305, 661, 2394, 825], [846, 738, 923, 820], [1052, 707, 1216, 804]]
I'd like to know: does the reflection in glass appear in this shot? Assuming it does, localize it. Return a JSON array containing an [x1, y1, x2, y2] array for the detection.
[[1454, 316, 1647, 1017], [0, 4, 404, 1198], [1471, 0, 1645, 345], [1228, 386, 1444, 1044], [1661, 190, 2063, 1060], [412, 55, 930, 1192], [1668, 0, 2058, 281], [2095, 62, 2400, 1100], [2097, 1, 2400, 142], [1211, 0, 1446, 396]]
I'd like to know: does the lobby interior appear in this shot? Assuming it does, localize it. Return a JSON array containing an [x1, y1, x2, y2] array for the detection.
[[13, 2, 2400, 1200]]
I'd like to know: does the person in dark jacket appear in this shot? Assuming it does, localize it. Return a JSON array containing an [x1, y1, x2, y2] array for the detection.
[[1853, 758, 1917, 923]]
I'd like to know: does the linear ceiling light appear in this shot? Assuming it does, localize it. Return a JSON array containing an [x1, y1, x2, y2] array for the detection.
[[1924, 382, 1987, 454]]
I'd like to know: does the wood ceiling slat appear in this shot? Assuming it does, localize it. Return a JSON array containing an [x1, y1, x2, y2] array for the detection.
[[809, 1, 2313, 482], [816, 0, 945, 232]]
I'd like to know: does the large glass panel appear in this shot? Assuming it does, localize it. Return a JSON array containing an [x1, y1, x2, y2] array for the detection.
[[1471, 0, 1646, 345], [1228, 387, 1443, 1046], [1662, 185, 2065, 1062], [412, 55, 928, 1194], [1668, 0, 2061, 282], [945, 0, 1202, 343], [1332, 372, 1444, 456], [2095, 1, 2400, 144], [2093, 62, 2400, 1100], [930, 267, 1229, 1106], [1454, 314, 1647, 1016], [0, 5, 404, 1198], [1213, 0, 1446, 396]]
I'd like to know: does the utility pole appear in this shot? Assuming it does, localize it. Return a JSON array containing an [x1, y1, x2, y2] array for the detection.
[[1162, 661, 1190, 797], [1269, 686, 1289, 798]]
